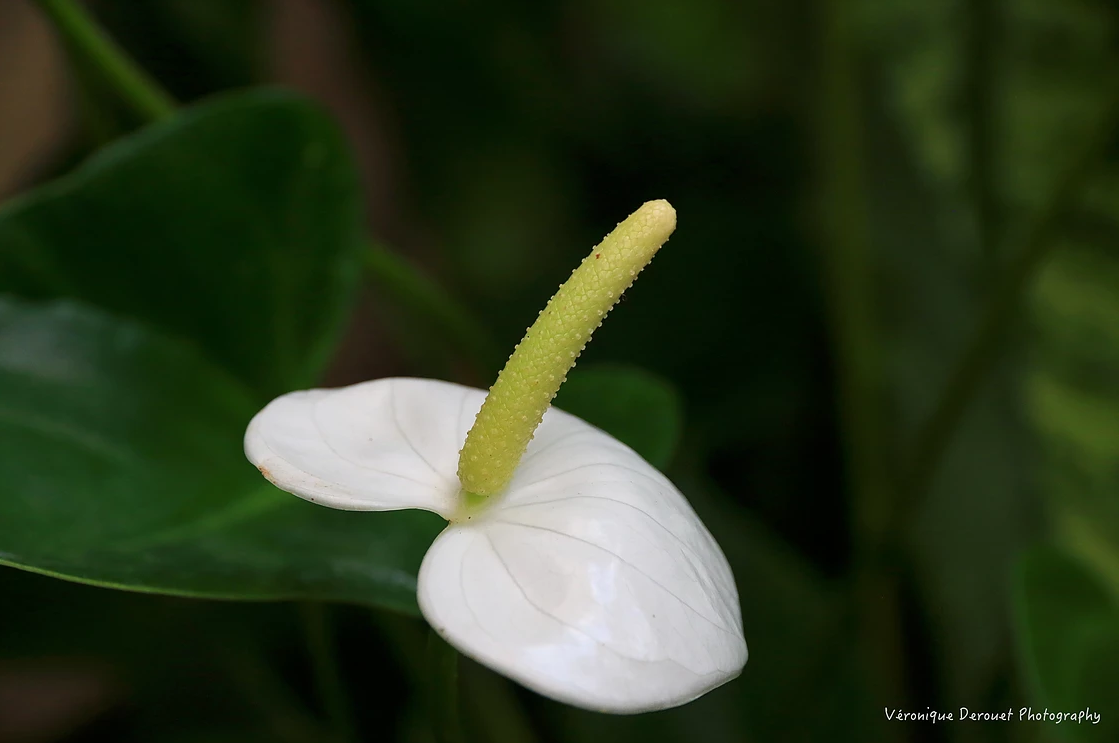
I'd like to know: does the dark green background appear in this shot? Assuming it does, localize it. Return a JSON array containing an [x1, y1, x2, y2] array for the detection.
[[1, 0, 1117, 742]]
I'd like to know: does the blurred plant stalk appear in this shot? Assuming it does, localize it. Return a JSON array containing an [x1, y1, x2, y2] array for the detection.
[[300, 603, 358, 743], [32, 0, 175, 123], [365, 242, 504, 380], [902, 78, 1119, 508], [966, 0, 1001, 276], [816, 0, 909, 736]]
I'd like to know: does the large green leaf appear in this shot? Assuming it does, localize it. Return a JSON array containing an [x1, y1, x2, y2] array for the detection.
[[0, 298, 442, 613], [554, 363, 683, 469], [1014, 547, 1119, 743], [0, 88, 363, 398]]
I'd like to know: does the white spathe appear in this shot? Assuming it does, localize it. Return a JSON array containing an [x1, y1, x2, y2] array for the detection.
[[244, 377, 747, 713]]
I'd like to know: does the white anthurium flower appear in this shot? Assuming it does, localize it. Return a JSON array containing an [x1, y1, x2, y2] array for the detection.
[[245, 201, 747, 714], [245, 377, 746, 712]]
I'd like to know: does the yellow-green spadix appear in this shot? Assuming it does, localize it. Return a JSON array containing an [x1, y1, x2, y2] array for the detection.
[[244, 201, 747, 713]]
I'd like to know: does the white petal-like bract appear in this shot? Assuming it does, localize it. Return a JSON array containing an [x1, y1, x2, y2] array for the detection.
[[244, 378, 484, 518], [245, 377, 747, 712], [418, 401, 746, 713]]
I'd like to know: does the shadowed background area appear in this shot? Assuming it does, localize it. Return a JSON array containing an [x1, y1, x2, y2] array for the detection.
[[0, 0, 1117, 742]]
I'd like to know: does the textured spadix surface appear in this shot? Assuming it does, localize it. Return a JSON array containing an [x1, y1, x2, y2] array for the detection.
[[245, 377, 747, 712], [458, 200, 676, 496]]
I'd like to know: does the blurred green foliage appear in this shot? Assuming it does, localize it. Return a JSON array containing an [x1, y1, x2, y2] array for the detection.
[[1014, 547, 1119, 743], [1, 0, 1117, 741]]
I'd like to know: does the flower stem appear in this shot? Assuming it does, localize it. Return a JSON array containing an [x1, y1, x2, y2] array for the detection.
[[457, 200, 676, 497], [33, 0, 176, 123], [427, 630, 466, 743], [300, 602, 357, 743], [966, 0, 1000, 274], [365, 242, 504, 378], [373, 611, 540, 743], [227, 649, 331, 743], [816, 0, 909, 733], [901, 79, 1119, 506]]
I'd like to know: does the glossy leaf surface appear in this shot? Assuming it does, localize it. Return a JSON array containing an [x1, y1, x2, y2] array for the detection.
[[0, 89, 363, 397], [0, 299, 441, 613]]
